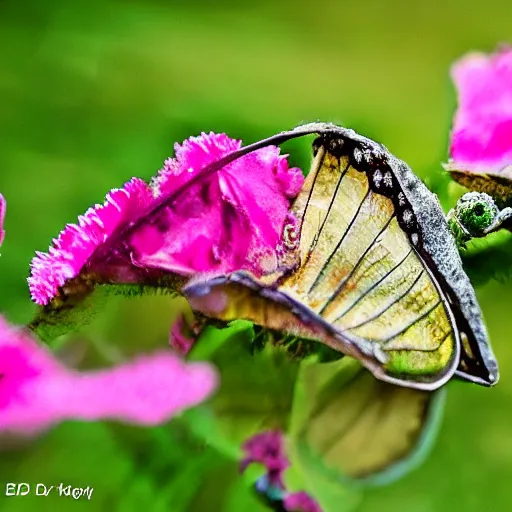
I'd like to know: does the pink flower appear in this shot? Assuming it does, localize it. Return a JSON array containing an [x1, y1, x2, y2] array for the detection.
[[28, 133, 303, 308], [450, 46, 512, 172], [0, 315, 218, 435], [0, 193, 5, 247], [241, 430, 321, 510], [241, 430, 290, 487], [130, 132, 303, 278], [284, 492, 323, 512], [28, 178, 154, 305]]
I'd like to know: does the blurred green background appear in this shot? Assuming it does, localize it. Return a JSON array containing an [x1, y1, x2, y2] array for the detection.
[[1, 0, 511, 510]]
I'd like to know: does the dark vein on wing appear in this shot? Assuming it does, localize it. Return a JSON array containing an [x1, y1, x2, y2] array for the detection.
[[333, 248, 414, 323], [307, 159, 350, 255], [318, 212, 396, 316], [307, 187, 372, 294], [380, 300, 442, 345], [345, 268, 425, 331], [299, 149, 326, 239], [383, 330, 452, 352]]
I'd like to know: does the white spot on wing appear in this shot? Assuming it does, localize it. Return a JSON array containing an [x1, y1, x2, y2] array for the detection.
[[403, 210, 413, 225], [373, 169, 383, 188]]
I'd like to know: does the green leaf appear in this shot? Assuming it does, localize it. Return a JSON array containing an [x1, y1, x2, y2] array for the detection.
[[181, 406, 242, 460], [189, 460, 270, 512], [106, 419, 239, 512], [283, 447, 361, 512], [188, 319, 254, 362], [28, 287, 106, 344], [0, 422, 133, 512], [185, 321, 300, 458], [223, 477, 271, 512], [29, 285, 184, 348], [461, 230, 512, 286]]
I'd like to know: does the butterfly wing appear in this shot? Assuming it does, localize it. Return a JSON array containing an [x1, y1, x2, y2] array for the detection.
[[186, 123, 498, 388], [289, 357, 445, 484], [280, 141, 460, 388], [186, 141, 459, 390]]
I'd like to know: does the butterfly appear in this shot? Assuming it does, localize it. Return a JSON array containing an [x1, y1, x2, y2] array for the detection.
[[183, 122, 499, 392]]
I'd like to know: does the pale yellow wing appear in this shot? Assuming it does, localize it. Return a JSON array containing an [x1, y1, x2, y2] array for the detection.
[[185, 135, 460, 390], [277, 144, 459, 386], [289, 357, 445, 482]]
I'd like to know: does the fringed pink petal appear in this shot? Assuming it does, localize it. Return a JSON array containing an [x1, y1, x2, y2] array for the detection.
[[28, 178, 153, 305], [152, 132, 242, 196], [133, 132, 304, 278], [28, 131, 305, 307]]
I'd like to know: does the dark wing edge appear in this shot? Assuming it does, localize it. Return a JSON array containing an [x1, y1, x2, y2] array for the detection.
[[384, 151, 499, 386]]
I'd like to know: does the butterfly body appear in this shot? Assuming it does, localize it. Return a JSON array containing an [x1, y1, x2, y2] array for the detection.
[[185, 123, 498, 390]]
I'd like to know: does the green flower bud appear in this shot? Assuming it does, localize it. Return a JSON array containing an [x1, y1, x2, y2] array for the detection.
[[455, 192, 499, 237]]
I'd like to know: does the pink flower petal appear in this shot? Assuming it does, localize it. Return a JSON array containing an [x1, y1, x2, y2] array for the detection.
[[0, 193, 5, 247], [27, 133, 303, 309], [242, 430, 321, 510], [28, 179, 154, 306], [131, 132, 304, 278], [241, 430, 290, 488], [0, 315, 218, 435], [152, 132, 242, 197], [284, 492, 323, 512], [450, 46, 512, 172]]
